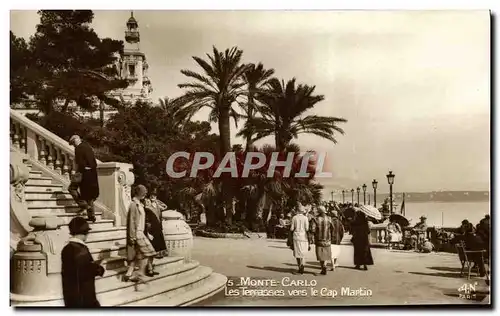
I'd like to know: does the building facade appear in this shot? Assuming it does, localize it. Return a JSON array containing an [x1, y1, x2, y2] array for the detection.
[[110, 11, 153, 104]]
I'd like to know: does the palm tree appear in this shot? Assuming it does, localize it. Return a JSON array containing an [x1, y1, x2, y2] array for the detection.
[[178, 46, 249, 155], [240, 63, 275, 151], [158, 97, 191, 130], [178, 46, 250, 225], [241, 78, 348, 151]]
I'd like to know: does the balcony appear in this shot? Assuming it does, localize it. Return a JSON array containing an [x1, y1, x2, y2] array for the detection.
[[125, 31, 140, 42]]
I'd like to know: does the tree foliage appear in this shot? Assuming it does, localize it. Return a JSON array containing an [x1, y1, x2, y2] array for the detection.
[[10, 10, 128, 112], [239, 77, 348, 151]]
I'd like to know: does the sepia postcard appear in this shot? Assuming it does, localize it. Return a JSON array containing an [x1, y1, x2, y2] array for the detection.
[[9, 9, 491, 307]]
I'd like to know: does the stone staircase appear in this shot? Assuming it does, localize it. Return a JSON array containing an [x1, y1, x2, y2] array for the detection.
[[10, 109, 227, 306]]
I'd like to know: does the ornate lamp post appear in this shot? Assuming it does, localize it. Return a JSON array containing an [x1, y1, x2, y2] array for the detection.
[[372, 179, 378, 207], [386, 171, 395, 214], [362, 184, 367, 205], [351, 189, 354, 204], [356, 187, 360, 204], [342, 190, 345, 203]]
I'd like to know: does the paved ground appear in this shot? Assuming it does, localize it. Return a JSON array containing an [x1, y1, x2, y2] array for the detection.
[[190, 236, 490, 306]]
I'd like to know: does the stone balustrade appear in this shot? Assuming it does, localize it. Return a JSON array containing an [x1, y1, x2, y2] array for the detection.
[[10, 109, 133, 227], [369, 223, 457, 252]]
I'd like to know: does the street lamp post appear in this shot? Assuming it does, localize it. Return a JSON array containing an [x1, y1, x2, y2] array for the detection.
[[330, 191, 334, 202], [356, 187, 360, 204], [362, 184, 367, 205], [372, 179, 378, 207], [386, 171, 395, 214], [342, 190, 345, 203], [351, 189, 354, 204]]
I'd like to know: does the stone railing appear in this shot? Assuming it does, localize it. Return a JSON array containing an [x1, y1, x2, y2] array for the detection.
[[10, 109, 134, 227], [369, 223, 458, 253]]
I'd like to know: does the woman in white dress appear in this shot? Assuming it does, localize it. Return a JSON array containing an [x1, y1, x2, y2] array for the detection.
[[290, 204, 310, 274]]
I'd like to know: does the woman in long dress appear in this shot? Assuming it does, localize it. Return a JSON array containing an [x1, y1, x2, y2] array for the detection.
[[350, 211, 374, 270], [124, 185, 157, 282], [143, 195, 168, 276], [290, 204, 310, 274]]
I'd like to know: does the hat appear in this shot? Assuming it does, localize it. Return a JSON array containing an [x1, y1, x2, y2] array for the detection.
[[133, 184, 148, 197], [68, 135, 81, 145], [68, 216, 91, 235], [420, 216, 427, 220], [317, 205, 326, 214], [331, 210, 338, 217]]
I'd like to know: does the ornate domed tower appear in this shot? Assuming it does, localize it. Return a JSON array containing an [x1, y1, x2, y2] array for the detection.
[[114, 11, 153, 103]]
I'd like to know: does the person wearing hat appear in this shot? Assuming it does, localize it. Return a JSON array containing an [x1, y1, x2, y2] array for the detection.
[[124, 184, 157, 282], [68, 135, 99, 222], [61, 216, 105, 307], [411, 215, 428, 251], [310, 206, 335, 275], [329, 209, 345, 271], [143, 189, 168, 274], [350, 211, 374, 270], [289, 203, 311, 274]]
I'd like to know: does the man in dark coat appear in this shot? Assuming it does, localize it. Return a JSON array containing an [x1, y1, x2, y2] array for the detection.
[[69, 135, 99, 222], [61, 217, 105, 307]]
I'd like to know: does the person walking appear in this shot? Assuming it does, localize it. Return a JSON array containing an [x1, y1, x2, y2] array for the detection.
[[330, 209, 345, 271], [144, 191, 168, 275], [61, 217, 105, 307], [350, 211, 374, 270], [68, 135, 99, 222], [290, 203, 310, 274], [124, 185, 156, 283], [310, 206, 334, 275]]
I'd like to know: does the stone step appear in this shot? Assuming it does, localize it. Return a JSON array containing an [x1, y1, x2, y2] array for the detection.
[[90, 244, 128, 261], [85, 227, 126, 243], [95, 257, 189, 294], [12, 259, 200, 307], [29, 205, 97, 216], [29, 170, 43, 178], [107, 263, 211, 306], [26, 197, 76, 207], [85, 234, 125, 249], [25, 183, 64, 191], [25, 190, 73, 200], [26, 176, 54, 186], [132, 271, 227, 306]]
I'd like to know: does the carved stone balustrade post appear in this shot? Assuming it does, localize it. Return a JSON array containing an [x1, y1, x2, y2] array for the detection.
[[11, 216, 66, 300], [10, 150, 32, 253], [162, 210, 193, 263], [96, 162, 135, 227]]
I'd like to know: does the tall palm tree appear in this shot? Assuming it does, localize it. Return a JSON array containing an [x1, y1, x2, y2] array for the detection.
[[178, 46, 250, 224], [241, 78, 348, 151], [178, 46, 249, 156], [240, 63, 275, 151]]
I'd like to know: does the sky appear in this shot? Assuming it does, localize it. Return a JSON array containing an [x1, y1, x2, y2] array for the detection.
[[10, 10, 491, 193]]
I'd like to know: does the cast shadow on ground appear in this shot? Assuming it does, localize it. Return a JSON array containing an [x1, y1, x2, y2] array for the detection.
[[408, 271, 467, 279], [283, 263, 319, 271], [427, 266, 463, 273], [247, 265, 316, 275], [268, 246, 290, 249]]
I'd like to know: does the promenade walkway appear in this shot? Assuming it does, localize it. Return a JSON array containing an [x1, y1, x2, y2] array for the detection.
[[191, 236, 490, 306]]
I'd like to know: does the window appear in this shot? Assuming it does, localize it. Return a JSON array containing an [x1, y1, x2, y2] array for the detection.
[[128, 65, 136, 77]]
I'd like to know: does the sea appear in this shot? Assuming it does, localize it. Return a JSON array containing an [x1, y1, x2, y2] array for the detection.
[[331, 201, 490, 228], [400, 201, 490, 228]]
